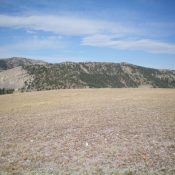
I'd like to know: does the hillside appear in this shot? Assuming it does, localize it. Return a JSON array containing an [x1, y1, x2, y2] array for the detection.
[[0, 57, 175, 91]]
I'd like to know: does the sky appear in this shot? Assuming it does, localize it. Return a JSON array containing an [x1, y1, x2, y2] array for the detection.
[[0, 0, 175, 69]]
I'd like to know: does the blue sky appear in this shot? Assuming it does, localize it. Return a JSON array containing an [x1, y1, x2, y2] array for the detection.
[[0, 0, 175, 69]]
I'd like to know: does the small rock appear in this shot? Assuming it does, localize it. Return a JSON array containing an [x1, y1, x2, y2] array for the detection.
[[26, 159, 31, 165]]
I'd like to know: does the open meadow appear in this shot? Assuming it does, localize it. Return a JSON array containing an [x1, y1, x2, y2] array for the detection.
[[0, 89, 175, 175]]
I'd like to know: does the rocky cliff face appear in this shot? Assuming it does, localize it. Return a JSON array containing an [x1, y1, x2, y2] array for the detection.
[[0, 66, 33, 90], [0, 57, 175, 91], [0, 57, 45, 90]]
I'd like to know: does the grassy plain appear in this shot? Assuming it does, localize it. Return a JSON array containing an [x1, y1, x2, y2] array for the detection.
[[0, 89, 175, 174]]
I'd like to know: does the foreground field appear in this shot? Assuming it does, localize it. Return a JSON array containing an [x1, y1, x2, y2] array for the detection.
[[0, 89, 175, 175]]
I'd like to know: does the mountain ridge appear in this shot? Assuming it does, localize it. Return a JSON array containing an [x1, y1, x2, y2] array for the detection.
[[0, 57, 47, 70], [0, 57, 175, 91]]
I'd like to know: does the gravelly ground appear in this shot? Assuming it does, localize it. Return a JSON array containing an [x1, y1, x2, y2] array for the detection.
[[0, 89, 175, 175]]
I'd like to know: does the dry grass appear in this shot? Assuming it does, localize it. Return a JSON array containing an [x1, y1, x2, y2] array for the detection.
[[0, 88, 175, 175]]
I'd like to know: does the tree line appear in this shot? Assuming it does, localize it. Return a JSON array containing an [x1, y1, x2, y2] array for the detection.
[[0, 88, 14, 95]]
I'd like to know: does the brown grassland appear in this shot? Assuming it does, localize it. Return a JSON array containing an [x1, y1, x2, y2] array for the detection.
[[0, 89, 175, 175]]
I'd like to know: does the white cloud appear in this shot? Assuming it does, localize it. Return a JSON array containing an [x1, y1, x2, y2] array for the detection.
[[0, 14, 175, 55], [82, 35, 175, 54], [0, 14, 132, 36]]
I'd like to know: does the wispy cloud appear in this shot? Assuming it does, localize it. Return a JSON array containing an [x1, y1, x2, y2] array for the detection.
[[82, 35, 175, 54], [0, 14, 175, 55], [17, 36, 67, 49], [0, 14, 131, 36]]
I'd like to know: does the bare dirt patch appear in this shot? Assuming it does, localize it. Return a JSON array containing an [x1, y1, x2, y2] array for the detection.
[[0, 89, 175, 174], [0, 66, 32, 90]]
